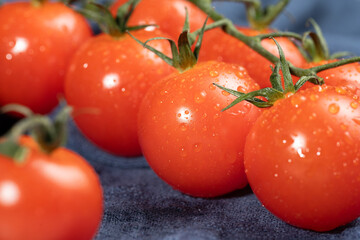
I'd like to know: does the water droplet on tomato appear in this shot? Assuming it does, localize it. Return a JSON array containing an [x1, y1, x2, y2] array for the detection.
[[160, 90, 168, 95], [326, 126, 334, 136], [193, 143, 202, 152], [350, 101, 359, 109], [208, 84, 216, 91], [5, 53, 12, 60], [310, 94, 319, 101], [179, 123, 187, 131], [290, 95, 306, 108], [209, 70, 219, 77], [335, 87, 347, 95], [237, 86, 245, 92], [180, 147, 187, 157], [214, 103, 221, 111], [83, 63, 88, 69], [340, 123, 348, 131], [274, 173, 278, 177], [221, 90, 230, 96], [194, 91, 207, 103], [328, 103, 340, 114], [235, 71, 244, 79]]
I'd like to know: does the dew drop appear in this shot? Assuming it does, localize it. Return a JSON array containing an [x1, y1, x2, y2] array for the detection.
[[194, 91, 207, 103], [328, 103, 340, 114], [236, 71, 244, 78], [160, 90, 168, 95], [340, 123, 348, 131], [350, 101, 358, 109], [222, 90, 230, 96], [310, 94, 319, 101], [209, 84, 216, 91], [237, 86, 245, 92], [209, 70, 219, 77], [5, 53, 12, 60], [83, 63, 88, 69], [179, 123, 187, 131], [193, 143, 202, 153], [180, 147, 187, 157], [335, 87, 347, 95]]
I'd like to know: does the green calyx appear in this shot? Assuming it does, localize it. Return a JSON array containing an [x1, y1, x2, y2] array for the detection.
[[30, 0, 47, 7], [216, 38, 321, 110], [0, 105, 72, 163], [77, 0, 154, 38], [212, 0, 289, 30], [299, 18, 353, 62], [128, 9, 208, 72]]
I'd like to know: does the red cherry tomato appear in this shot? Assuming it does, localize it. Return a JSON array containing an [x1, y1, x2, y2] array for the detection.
[[65, 29, 174, 156], [138, 61, 262, 197], [245, 85, 360, 231], [200, 28, 306, 88], [110, 0, 210, 40], [302, 60, 360, 95], [0, 1, 92, 114], [0, 136, 103, 240]]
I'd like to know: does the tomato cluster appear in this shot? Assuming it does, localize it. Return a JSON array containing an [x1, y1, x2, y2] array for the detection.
[[1, 0, 360, 236]]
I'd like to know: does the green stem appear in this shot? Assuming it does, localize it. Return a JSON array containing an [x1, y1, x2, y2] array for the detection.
[[190, 0, 360, 81], [188, 19, 231, 45], [257, 31, 302, 40], [309, 57, 360, 72], [6, 117, 55, 144]]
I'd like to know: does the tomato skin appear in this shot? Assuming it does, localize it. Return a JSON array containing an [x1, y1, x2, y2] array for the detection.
[[65, 30, 174, 157], [0, 2, 92, 114], [0, 137, 103, 240], [244, 85, 360, 231], [110, 0, 210, 40], [302, 60, 360, 95], [138, 61, 262, 197], [200, 28, 306, 88]]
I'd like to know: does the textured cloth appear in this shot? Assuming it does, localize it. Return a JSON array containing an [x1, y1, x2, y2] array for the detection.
[[3, 0, 360, 239]]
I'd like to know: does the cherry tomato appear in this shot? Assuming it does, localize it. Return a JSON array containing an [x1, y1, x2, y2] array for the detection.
[[110, 0, 210, 40], [65, 29, 174, 156], [200, 28, 306, 88], [0, 1, 92, 114], [244, 85, 360, 231], [302, 60, 360, 95], [0, 136, 103, 240], [138, 61, 262, 197]]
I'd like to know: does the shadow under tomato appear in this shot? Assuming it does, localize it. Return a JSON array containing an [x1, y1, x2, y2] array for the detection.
[[0, 113, 19, 136], [213, 185, 254, 200]]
